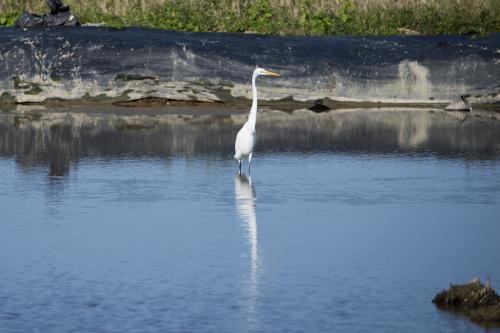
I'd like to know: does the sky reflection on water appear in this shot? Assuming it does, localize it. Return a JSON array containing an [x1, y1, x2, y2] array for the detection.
[[0, 107, 499, 333]]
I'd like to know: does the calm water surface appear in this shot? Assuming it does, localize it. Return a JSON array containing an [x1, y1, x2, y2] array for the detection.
[[1, 107, 500, 333]]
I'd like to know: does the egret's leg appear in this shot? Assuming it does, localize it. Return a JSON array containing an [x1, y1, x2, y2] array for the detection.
[[248, 153, 253, 172], [239, 159, 242, 174]]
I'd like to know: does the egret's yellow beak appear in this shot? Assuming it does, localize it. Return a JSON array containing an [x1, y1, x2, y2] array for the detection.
[[263, 69, 280, 77]]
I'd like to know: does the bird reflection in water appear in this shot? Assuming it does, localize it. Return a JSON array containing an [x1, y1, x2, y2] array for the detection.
[[234, 172, 259, 329]]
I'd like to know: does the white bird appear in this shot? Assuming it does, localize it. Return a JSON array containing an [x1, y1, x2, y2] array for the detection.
[[234, 67, 280, 173]]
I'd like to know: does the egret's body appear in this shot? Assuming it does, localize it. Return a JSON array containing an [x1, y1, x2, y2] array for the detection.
[[234, 123, 256, 162], [234, 68, 279, 172]]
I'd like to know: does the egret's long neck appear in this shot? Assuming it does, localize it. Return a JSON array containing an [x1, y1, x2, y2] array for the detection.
[[248, 73, 258, 130]]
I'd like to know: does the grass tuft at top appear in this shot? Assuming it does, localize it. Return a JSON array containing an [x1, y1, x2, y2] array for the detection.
[[1, 0, 499, 35]]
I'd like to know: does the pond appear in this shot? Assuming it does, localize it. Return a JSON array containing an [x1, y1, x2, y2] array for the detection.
[[1, 106, 499, 333]]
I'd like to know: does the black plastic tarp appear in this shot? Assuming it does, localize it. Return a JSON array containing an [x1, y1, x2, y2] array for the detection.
[[0, 27, 498, 104]]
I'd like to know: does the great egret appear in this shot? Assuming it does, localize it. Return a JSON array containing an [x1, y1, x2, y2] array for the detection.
[[234, 67, 280, 173]]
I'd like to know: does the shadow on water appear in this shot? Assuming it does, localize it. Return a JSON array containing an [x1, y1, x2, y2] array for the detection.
[[44, 175, 68, 219], [0, 107, 499, 178], [234, 172, 259, 331]]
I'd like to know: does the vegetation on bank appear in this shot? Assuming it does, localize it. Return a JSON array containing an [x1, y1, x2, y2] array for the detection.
[[1, 0, 499, 35]]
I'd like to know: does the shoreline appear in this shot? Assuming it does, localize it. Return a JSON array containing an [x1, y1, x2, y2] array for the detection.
[[2, 97, 500, 114]]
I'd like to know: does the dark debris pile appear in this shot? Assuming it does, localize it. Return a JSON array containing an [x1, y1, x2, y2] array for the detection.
[[433, 278, 500, 327], [14, 0, 79, 28]]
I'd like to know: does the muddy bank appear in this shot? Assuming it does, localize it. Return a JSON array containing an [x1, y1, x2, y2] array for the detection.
[[433, 279, 500, 327], [0, 27, 499, 106]]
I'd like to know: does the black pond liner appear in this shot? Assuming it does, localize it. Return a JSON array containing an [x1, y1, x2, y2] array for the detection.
[[0, 27, 499, 105]]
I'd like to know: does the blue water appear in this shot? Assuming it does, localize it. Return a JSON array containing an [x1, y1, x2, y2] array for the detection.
[[0, 108, 500, 332]]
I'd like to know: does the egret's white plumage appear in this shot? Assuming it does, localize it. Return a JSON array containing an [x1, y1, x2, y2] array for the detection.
[[234, 67, 279, 172]]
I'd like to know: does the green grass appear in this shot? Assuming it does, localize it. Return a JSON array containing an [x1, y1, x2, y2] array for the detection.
[[1, 0, 499, 35]]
